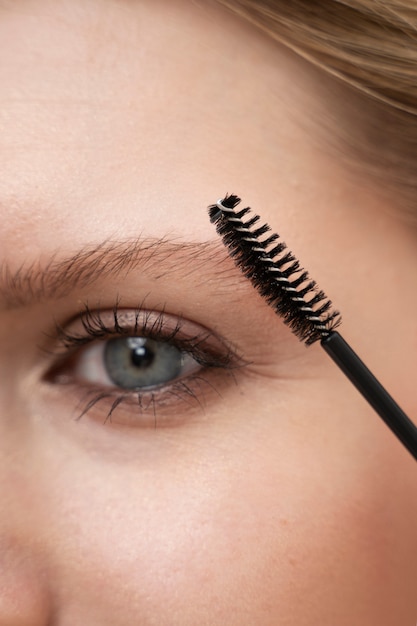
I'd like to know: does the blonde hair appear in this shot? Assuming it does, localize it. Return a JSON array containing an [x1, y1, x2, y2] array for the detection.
[[215, 0, 417, 223]]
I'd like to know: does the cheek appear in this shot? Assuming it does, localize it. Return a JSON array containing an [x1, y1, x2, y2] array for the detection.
[[36, 408, 417, 626]]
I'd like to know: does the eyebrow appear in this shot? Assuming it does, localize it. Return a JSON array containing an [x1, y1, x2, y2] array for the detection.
[[0, 237, 241, 311]]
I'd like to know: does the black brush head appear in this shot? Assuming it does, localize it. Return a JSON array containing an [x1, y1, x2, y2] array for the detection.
[[208, 194, 341, 345]]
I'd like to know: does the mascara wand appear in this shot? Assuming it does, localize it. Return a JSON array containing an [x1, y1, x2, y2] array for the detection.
[[209, 194, 417, 461]]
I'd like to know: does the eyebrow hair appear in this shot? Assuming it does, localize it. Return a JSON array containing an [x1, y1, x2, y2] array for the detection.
[[0, 237, 240, 311]]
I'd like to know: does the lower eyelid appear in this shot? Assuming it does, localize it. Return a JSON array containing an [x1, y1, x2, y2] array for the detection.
[[51, 370, 228, 427]]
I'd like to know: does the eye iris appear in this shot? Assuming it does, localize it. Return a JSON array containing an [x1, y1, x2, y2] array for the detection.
[[104, 336, 183, 390]]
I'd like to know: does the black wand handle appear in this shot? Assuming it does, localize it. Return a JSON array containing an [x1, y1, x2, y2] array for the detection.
[[321, 332, 417, 461]]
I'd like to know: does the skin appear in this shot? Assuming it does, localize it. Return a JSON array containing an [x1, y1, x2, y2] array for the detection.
[[0, 1, 416, 624]]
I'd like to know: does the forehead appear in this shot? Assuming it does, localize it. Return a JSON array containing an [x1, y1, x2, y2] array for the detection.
[[0, 0, 327, 271], [0, 1, 283, 152]]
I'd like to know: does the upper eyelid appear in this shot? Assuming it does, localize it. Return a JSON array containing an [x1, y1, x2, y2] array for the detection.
[[56, 307, 207, 351], [48, 304, 244, 370], [54, 306, 184, 345]]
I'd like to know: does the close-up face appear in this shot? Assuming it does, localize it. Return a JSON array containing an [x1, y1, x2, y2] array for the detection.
[[0, 1, 416, 624]]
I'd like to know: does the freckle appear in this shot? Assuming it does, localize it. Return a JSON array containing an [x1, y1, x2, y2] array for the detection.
[[279, 518, 289, 527]]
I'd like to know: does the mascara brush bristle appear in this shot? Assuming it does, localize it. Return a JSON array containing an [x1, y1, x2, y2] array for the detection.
[[208, 194, 341, 345]]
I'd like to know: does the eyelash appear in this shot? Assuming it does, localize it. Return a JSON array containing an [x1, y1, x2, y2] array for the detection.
[[47, 303, 240, 426]]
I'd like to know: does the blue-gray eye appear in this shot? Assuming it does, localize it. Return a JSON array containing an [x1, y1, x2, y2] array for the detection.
[[104, 337, 183, 389], [73, 336, 200, 391]]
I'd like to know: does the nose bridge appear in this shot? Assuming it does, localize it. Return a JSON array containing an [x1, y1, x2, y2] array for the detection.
[[0, 430, 54, 625]]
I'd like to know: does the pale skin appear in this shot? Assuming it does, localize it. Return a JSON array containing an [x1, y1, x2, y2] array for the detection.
[[0, 1, 416, 624]]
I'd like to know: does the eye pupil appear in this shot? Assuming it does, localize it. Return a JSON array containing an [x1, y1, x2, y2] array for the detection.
[[130, 342, 155, 369]]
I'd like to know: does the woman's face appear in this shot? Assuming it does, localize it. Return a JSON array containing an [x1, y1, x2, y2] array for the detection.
[[0, 1, 416, 624]]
